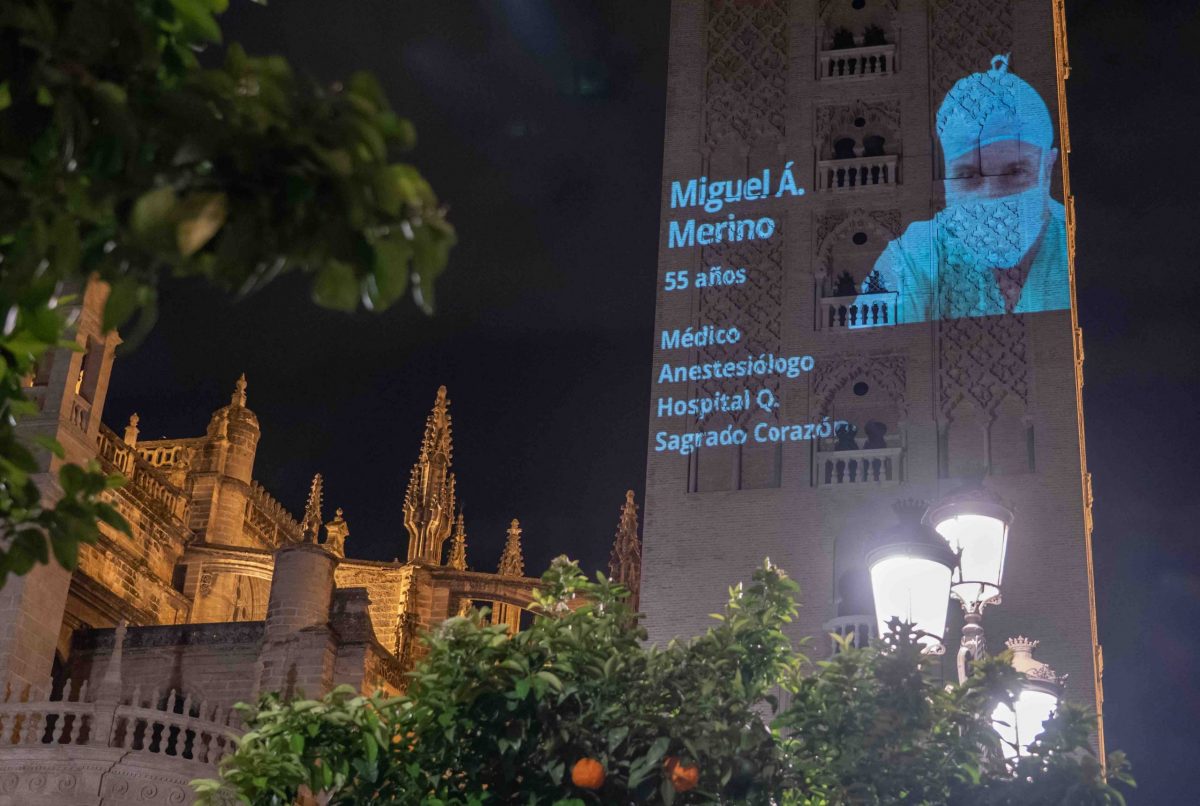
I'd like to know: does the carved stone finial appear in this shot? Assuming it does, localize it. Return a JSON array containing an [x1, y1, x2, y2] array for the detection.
[[448, 511, 468, 570], [497, 519, 524, 577], [232, 373, 248, 407], [403, 387, 456, 564], [609, 490, 643, 611], [123, 413, 140, 446], [1005, 635, 1061, 684], [300, 474, 324, 543], [323, 506, 349, 558]]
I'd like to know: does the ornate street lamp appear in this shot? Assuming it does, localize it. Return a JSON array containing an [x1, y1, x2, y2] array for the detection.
[[865, 489, 1062, 761], [926, 481, 1014, 681], [991, 636, 1064, 759], [866, 500, 957, 653]]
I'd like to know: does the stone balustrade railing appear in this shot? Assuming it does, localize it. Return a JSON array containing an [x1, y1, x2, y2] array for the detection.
[[96, 423, 137, 476], [69, 396, 91, 432], [136, 439, 200, 469], [131, 463, 188, 521], [821, 291, 898, 331], [110, 689, 240, 764], [815, 446, 902, 486], [818, 43, 896, 80], [246, 481, 303, 545], [816, 154, 898, 191], [0, 624, 240, 804], [0, 682, 239, 767], [96, 424, 189, 523], [824, 615, 877, 652]]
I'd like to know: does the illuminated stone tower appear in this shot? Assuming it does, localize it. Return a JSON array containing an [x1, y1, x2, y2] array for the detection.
[[189, 374, 260, 548], [641, 0, 1102, 744]]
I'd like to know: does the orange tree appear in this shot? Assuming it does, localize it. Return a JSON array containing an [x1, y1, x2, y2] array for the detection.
[[0, 0, 453, 585], [196, 558, 1132, 805]]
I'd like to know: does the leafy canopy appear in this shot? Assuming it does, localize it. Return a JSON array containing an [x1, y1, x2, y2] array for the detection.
[[0, 0, 453, 585], [197, 558, 1133, 805]]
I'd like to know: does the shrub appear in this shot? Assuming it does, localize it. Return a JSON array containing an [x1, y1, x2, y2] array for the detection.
[[197, 558, 1132, 805]]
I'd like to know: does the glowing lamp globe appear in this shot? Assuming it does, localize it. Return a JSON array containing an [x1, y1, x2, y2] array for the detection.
[[991, 686, 1059, 760], [866, 501, 957, 652], [990, 637, 1062, 759], [927, 484, 1014, 610]]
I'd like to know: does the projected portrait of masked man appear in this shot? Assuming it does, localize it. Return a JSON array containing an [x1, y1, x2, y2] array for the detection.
[[870, 55, 1070, 322]]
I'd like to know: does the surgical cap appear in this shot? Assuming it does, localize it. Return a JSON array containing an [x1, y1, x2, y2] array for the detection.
[[936, 55, 1054, 162]]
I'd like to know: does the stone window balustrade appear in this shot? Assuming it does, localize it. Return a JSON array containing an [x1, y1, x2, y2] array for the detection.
[[817, 154, 898, 190], [819, 43, 896, 80], [821, 291, 898, 331], [815, 429, 902, 487]]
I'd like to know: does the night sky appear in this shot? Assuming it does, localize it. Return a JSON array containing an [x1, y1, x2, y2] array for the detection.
[[101, 2, 1199, 801]]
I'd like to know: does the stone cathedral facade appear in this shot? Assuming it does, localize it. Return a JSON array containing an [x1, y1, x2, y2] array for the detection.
[[642, 0, 1102, 747], [0, 282, 642, 804]]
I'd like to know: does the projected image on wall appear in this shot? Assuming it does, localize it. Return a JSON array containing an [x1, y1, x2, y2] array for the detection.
[[870, 55, 1070, 322]]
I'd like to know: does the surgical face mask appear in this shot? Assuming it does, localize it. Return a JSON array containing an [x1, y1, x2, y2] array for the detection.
[[938, 162, 1050, 270]]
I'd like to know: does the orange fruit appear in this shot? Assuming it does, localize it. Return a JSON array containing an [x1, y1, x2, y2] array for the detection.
[[571, 757, 606, 790], [664, 756, 700, 792]]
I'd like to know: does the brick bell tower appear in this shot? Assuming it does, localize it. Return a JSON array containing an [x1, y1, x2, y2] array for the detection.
[[640, 0, 1102, 748]]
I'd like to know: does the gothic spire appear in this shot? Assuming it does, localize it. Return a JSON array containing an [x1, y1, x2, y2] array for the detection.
[[301, 473, 324, 542], [448, 511, 468, 570], [609, 490, 642, 611], [403, 386, 457, 563], [497, 519, 524, 577]]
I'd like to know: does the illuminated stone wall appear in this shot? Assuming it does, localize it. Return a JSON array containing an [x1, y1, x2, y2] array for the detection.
[[335, 560, 414, 654], [642, 0, 1100, 740]]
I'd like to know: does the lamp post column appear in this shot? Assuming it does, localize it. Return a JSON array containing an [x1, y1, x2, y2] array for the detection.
[[957, 605, 987, 684]]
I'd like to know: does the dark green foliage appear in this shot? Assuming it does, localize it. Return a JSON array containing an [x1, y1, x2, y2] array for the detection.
[[0, 0, 452, 585], [1, 0, 453, 320], [197, 559, 1132, 805]]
